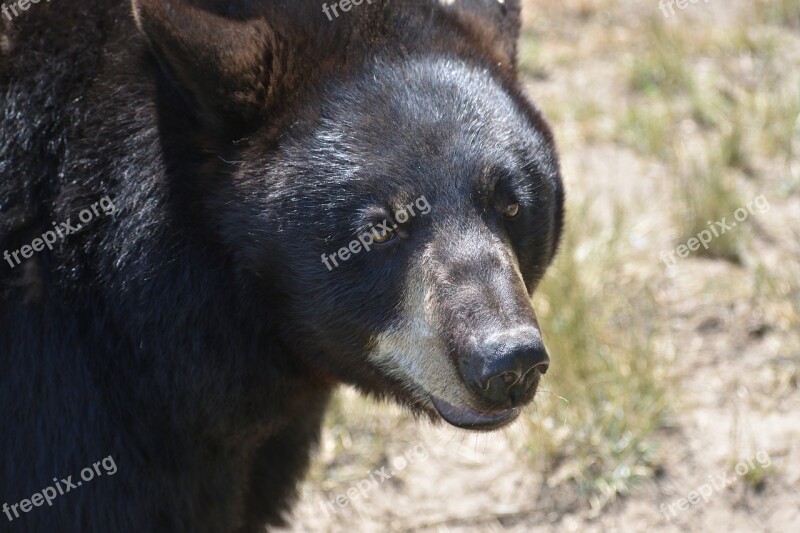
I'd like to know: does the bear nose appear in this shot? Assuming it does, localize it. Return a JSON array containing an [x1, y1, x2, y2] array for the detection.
[[462, 330, 550, 406]]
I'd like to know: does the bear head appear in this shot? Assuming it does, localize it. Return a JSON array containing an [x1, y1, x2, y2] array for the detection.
[[133, 0, 564, 431]]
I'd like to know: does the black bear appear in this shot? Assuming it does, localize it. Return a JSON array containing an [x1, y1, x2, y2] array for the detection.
[[0, 0, 564, 531]]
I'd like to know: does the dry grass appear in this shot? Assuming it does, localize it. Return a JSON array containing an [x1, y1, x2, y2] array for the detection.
[[524, 202, 669, 512]]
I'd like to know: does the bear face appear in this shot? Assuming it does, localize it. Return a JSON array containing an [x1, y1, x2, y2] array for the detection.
[[132, 0, 564, 431], [231, 57, 564, 431]]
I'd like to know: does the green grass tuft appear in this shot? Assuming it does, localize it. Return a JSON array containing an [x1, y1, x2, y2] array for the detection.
[[675, 155, 745, 263], [628, 17, 693, 96]]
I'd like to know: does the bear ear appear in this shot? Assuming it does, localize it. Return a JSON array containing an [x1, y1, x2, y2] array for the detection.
[[441, 0, 522, 68], [131, 0, 278, 130]]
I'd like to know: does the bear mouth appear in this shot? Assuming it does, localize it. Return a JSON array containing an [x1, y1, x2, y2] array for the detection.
[[430, 395, 520, 431]]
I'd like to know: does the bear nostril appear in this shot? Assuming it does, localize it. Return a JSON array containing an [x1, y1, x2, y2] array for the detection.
[[530, 357, 549, 376], [498, 371, 519, 387], [516, 344, 550, 378]]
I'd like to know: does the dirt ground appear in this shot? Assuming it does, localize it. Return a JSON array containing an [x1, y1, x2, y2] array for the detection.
[[278, 1, 800, 531]]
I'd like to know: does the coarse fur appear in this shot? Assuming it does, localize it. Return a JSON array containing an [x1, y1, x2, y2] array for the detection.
[[0, 1, 564, 531]]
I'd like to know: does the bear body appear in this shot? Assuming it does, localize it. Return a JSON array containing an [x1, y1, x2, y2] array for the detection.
[[1, 1, 563, 531]]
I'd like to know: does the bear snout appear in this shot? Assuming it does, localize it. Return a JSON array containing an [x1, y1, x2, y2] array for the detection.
[[459, 328, 550, 408]]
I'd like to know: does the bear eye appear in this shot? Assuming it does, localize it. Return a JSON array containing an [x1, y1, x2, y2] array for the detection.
[[372, 227, 395, 244], [501, 201, 520, 218]]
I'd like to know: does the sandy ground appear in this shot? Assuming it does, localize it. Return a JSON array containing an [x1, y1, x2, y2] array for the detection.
[[278, 1, 800, 531]]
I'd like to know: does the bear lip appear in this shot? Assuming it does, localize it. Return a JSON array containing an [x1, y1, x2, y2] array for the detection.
[[430, 396, 520, 431]]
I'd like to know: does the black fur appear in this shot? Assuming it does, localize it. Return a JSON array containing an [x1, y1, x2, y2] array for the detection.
[[0, 1, 563, 531]]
